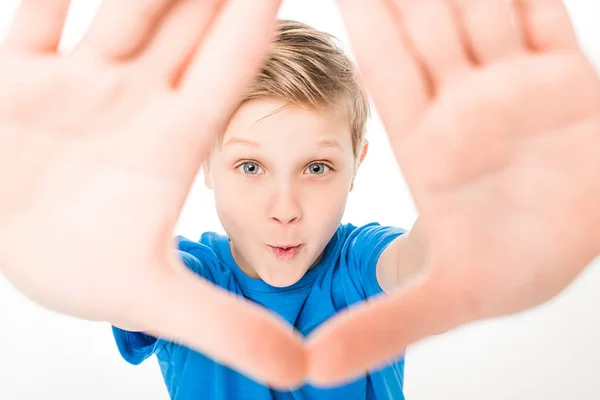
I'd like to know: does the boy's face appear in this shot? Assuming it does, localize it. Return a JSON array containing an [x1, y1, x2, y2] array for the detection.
[[205, 97, 366, 287]]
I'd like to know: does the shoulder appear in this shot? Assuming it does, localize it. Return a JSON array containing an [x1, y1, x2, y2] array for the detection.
[[327, 222, 407, 298], [174, 231, 229, 283], [338, 222, 407, 251]]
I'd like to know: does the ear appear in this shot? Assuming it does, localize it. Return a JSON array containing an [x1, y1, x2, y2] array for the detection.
[[357, 139, 369, 164], [350, 139, 369, 192], [203, 161, 213, 190]]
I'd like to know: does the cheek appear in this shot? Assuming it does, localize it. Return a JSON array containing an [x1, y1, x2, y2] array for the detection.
[[214, 185, 271, 237], [212, 176, 251, 225], [305, 182, 349, 220], [213, 169, 246, 202]]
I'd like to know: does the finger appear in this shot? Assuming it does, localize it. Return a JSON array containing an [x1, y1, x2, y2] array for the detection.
[[2, 0, 71, 53], [452, 0, 525, 64], [164, 0, 282, 171], [306, 275, 464, 386], [514, 0, 579, 52], [74, 0, 176, 60], [137, 0, 224, 86], [142, 259, 307, 389], [335, 0, 429, 139], [177, 0, 282, 125], [390, 0, 472, 86]]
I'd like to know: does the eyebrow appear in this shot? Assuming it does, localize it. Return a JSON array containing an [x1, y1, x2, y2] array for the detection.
[[221, 137, 344, 150], [221, 137, 261, 149]]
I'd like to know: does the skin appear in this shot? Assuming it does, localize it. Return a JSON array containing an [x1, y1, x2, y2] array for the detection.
[[1, 0, 599, 394], [204, 98, 367, 288], [306, 0, 600, 386], [0, 0, 306, 389]]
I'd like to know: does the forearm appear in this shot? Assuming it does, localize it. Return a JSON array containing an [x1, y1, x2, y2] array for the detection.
[[398, 218, 429, 284]]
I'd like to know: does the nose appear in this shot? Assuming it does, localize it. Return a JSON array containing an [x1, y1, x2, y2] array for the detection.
[[269, 184, 302, 225]]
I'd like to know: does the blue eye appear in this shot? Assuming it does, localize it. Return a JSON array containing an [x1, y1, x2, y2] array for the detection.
[[237, 162, 263, 175], [305, 163, 330, 175]]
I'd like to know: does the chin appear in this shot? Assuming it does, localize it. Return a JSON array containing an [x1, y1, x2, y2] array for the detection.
[[259, 266, 307, 288]]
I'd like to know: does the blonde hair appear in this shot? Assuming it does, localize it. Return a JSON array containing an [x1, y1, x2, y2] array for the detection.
[[243, 19, 370, 158]]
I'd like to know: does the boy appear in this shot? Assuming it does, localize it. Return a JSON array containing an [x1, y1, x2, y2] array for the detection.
[[2, 1, 599, 398], [112, 19, 410, 399]]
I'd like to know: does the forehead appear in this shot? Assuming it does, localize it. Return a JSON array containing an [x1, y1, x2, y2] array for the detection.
[[221, 97, 353, 149]]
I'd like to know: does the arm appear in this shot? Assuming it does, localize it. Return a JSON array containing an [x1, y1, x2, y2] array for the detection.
[[376, 218, 428, 294]]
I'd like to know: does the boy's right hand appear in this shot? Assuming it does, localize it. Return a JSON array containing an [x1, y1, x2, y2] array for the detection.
[[0, 0, 305, 389]]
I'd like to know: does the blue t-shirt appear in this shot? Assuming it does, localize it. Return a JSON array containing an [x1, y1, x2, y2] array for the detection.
[[113, 222, 406, 399]]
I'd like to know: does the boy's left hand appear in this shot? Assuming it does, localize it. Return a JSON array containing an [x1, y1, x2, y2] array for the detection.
[[307, 0, 600, 385]]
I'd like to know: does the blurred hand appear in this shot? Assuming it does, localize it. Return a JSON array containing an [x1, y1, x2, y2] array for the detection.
[[0, 0, 305, 388], [308, 0, 600, 386]]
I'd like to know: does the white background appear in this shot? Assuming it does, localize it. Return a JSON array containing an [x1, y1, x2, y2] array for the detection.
[[1, 1, 599, 399]]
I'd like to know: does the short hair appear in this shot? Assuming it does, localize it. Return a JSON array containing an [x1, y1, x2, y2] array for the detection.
[[243, 19, 370, 158]]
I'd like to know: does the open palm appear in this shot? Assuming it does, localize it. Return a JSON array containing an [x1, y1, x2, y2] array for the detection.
[[308, 0, 600, 385], [0, 0, 304, 387]]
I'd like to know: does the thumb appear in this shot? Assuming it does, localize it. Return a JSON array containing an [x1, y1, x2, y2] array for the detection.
[[306, 272, 466, 386], [128, 257, 307, 389]]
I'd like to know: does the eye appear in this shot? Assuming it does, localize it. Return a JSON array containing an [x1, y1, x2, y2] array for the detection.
[[304, 162, 331, 175], [237, 161, 264, 175]]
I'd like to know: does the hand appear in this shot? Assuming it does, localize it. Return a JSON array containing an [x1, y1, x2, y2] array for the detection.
[[0, 0, 305, 388], [307, 0, 600, 385]]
